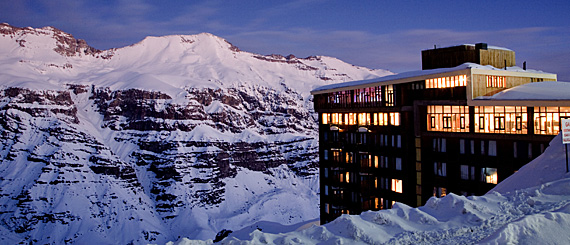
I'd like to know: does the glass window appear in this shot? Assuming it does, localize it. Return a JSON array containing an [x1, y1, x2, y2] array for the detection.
[[459, 139, 465, 154], [489, 140, 497, 156], [396, 135, 402, 148], [395, 158, 402, 170], [486, 76, 506, 88], [391, 179, 403, 193], [385, 85, 395, 106], [434, 162, 446, 176], [475, 106, 528, 134], [460, 165, 469, 180], [426, 75, 467, 89], [322, 113, 330, 124], [534, 107, 570, 135], [433, 187, 447, 197], [481, 167, 498, 184], [427, 105, 470, 132]]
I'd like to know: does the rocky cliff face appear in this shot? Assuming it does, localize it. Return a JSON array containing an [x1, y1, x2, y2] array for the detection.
[[0, 23, 392, 244]]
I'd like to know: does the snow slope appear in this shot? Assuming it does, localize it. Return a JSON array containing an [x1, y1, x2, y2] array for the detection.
[[173, 134, 570, 244], [0, 23, 393, 244]]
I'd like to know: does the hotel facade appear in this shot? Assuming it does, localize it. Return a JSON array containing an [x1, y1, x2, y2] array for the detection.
[[311, 44, 570, 224]]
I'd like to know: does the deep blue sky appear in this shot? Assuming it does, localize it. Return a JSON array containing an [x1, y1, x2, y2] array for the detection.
[[3, 0, 570, 80]]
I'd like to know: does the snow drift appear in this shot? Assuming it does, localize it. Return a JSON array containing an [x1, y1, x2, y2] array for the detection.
[[173, 134, 570, 244]]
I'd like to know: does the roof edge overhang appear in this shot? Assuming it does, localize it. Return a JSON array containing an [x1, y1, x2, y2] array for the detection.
[[310, 68, 472, 95], [468, 99, 570, 107], [310, 66, 557, 95]]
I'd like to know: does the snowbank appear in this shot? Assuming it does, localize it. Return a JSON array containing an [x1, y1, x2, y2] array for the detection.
[[171, 134, 570, 244]]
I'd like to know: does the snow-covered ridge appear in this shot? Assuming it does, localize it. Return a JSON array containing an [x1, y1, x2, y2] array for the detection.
[[0, 23, 393, 244]]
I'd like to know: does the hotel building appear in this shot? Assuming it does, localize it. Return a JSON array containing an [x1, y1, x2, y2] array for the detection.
[[311, 44, 570, 224]]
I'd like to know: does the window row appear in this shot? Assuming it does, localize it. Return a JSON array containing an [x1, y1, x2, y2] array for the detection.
[[425, 75, 467, 89], [323, 132, 402, 148], [322, 112, 400, 126], [428, 106, 570, 135], [374, 177, 403, 193], [324, 85, 396, 107], [323, 150, 402, 169], [459, 139, 497, 156], [427, 105, 469, 132], [534, 107, 570, 135], [323, 198, 396, 215], [431, 164, 497, 184], [486, 76, 506, 88], [360, 154, 403, 170], [474, 106, 527, 134]]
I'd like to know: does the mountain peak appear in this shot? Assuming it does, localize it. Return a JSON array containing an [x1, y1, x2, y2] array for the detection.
[[0, 23, 106, 58]]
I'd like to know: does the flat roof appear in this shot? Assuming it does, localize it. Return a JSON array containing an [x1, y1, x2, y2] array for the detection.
[[475, 81, 570, 101]]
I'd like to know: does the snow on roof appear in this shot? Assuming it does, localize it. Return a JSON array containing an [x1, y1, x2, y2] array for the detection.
[[460, 43, 513, 51], [311, 63, 551, 94], [475, 81, 570, 101]]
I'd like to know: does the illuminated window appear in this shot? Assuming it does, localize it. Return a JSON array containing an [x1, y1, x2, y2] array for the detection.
[[345, 171, 350, 183], [345, 152, 353, 164], [474, 106, 528, 134], [425, 75, 467, 88], [534, 107, 570, 135], [348, 113, 356, 125], [486, 76, 505, 88], [427, 105, 470, 132], [374, 197, 380, 209], [375, 177, 378, 188], [332, 150, 341, 162], [494, 116, 505, 130], [358, 113, 371, 126], [385, 85, 395, 106], [391, 179, 403, 193], [331, 113, 339, 124], [373, 113, 390, 126], [322, 113, 330, 124], [481, 167, 498, 184], [433, 187, 447, 197], [390, 112, 400, 126]]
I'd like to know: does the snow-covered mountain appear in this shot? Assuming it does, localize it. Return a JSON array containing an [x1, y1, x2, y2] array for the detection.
[[0, 23, 393, 244], [176, 133, 570, 244]]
